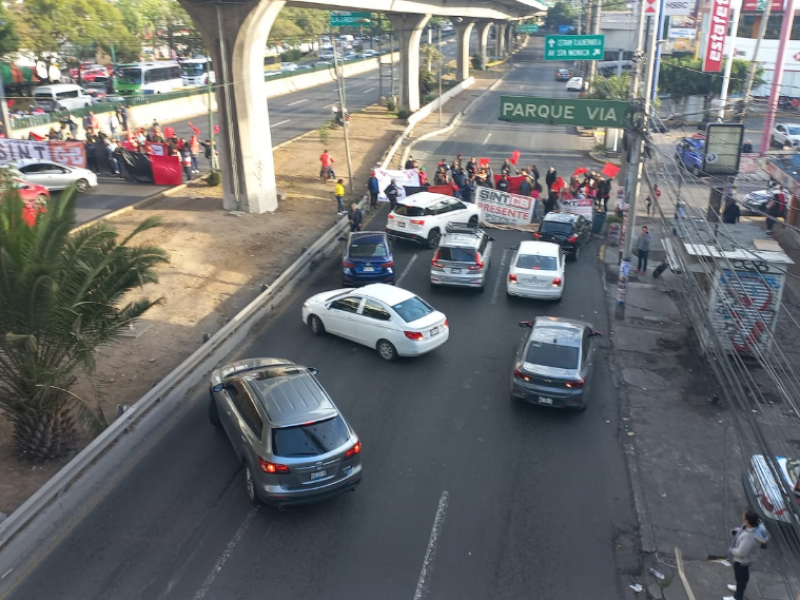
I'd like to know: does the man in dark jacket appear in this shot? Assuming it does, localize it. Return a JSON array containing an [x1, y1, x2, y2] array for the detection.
[[367, 173, 379, 210], [722, 198, 741, 224], [384, 180, 399, 209], [545, 167, 557, 194], [466, 157, 477, 178], [404, 156, 415, 170], [348, 202, 363, 232], [543, 192, 557, 215], [518, 176, 532, 197], [497, 175, 510, 192]]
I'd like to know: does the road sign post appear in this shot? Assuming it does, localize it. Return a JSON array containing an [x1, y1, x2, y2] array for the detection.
[[330, 11, 371, 26], [544, 34, 605, 60]]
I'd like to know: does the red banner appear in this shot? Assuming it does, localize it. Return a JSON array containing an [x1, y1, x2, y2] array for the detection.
[[145, 142, 168, 156], [704, 0, 731, 72], [426, 184, 454, 196], [0, 139, 86, 168], [493, 174, 528, 194], [151, 154, 182, 186]]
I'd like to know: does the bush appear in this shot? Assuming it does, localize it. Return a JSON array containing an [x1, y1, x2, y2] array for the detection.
[[280, 49, 303, 62], [386, 97, 397, 112], [421, 94, 436, 106], [207, 170, 221, 187], [471, 52, 484, 71], [397, 107, 412, 120]]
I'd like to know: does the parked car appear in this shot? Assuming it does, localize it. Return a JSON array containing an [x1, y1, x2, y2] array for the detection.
[[566, 77, 583, 91], [742, 454, 800, 525], [675, 137, 706, 176], [534, 212, 591, 261], [340, 231, 394, 286], [33, 84, 94, 112], [555, 68, 571, 81], [280, 62, 298, 72], [302, 283, 449, 361], [430, 222, 494, 291], [771, 122, 800, 149], [208, 358, 362, 507], [386, 191, 482, 249], [510, 317, 603, 411], [742, 188, 781, 216], [507, 240, 565, 300], [3, 159, 98, 192]]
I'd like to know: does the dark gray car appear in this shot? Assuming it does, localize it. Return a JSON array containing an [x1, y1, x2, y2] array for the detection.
[[510, 317, 603, 411], [209, 357, 362, 507]]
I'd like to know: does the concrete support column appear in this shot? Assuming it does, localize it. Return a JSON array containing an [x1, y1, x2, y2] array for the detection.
[[476, 20, 493, 70], [387, 13, 431, 112], [496, 23, 507, 57], [453, 20, 476, 81], [504, 23, 514, 55], [180, 0, 285, 213]]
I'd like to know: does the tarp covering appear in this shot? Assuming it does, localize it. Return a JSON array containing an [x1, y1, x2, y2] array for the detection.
[[119, 149, 154, 183]]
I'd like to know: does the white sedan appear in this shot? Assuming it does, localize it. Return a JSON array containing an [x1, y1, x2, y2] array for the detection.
[[5, 159, 98, 192], [507, 240, 565, 300], [566, 77, 584, 92], [302, 283, 449, 361]]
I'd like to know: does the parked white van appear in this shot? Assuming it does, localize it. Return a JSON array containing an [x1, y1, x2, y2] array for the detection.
[[33, 84, 94, 112]]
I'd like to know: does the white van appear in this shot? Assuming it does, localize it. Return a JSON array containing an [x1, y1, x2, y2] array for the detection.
[[33, 84, 94, 112]]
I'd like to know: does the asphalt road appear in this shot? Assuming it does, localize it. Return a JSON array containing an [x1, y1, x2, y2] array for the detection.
[[73, 35, 463, 226], [5, 48, 637, 600]]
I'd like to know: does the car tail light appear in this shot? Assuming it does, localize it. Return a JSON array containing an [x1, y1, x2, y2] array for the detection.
[[343, 260, 355, 268], [444, 319, 449, 328], [565, 379, 584, 388], [404, 331, 424, 340], [509, 273, 518, 282], [468, 252, 484, 271], [431, 250, 444, 268], [345, 440, 362, 458], [552, 277, 562, 287], [533, 232, 541, 240], [514, 368, 531, 382], [384, 260, 394, 267], [567, 234, 578, 243], [259, 456, 290, 474], [410, 219, 425, 225], [387, 213, 395, 219]]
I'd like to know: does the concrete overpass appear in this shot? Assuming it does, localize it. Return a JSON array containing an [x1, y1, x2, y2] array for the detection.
[[179, 0, 545, 213]]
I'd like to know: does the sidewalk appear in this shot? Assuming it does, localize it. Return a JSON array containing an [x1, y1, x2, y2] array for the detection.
[[601, 217, 800, 600]]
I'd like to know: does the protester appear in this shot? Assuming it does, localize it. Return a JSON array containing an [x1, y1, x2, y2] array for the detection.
[[85, 134, 99, 173], [484, 159, 495, 189], [181, 145, 193, 181], [320, 149, 335, 181], [384, 179, 399, 209], [597, 177, 611, 212], [107, 112, 120, 140], [367, 172, 379, 210], [546, 167, 557, 194], [501, 159, 518, 176], [201, 139, 217, 168], [497, 174, 510, 192], [722, 198, 741, 224], [635, 226, 652, 274], [334, 178, 346, 214], [347, 202, 363, 232], [543, 192, 557, 215], [83, 111, 98, 132], [106, 139, 120, 176], [724, 511, 768, 600], [466, 157, 477, 178], [434, 168, 448, 186], [531, 165, 540, 184], [418, 166, 428, 186], [531, 186, 541, 220], [518, 176, 532, 197], [404, 155, 415, 170], [190, 135, 201, 174], [117, 105, 128, 132]]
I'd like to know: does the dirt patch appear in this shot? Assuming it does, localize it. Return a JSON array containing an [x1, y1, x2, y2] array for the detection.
[[0, 105, 406, 515]]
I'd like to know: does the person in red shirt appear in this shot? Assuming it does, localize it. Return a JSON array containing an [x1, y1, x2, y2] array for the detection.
[[320, 150, 336, 181]]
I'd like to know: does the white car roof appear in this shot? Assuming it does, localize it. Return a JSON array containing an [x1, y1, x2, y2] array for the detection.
[[10, 159, 59, 167], [518, 240, 561, 256], [359, 283, 415, 305], [398, 192, 453, 207]]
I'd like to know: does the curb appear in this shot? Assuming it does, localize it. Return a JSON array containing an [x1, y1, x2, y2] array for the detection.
[[588, 151, 621, 166]]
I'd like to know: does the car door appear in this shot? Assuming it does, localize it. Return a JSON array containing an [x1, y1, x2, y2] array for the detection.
[[227, 380, 264, 463], [217, 379, 246, 450], [18, 164, 46, 187], [355, 298, 395, 348], [325, 295, 363, 340], [479, 232, 493, 270], [580, 328, 595, 395], [446, 199, 470, 224], [46, 164, 72, 190], [776, 125, 787, 143]]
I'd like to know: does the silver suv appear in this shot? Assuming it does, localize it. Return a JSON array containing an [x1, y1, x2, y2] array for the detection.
[[430, 222, 494, 291], [209, 358, 363, 507]]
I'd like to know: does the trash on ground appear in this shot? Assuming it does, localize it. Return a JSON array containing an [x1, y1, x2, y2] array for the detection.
[[629, 583, 643, 593], [649, 568, 665, 580]]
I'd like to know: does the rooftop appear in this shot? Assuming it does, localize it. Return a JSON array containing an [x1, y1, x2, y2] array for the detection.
[[676, 218, 794, 265]]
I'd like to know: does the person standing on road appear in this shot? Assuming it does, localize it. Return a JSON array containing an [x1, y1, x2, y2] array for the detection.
[[518, 175, 532, 197], [466, 157, 477, 179], [635, 226, 652, 274], [546, 167, 557, 194], [543, 192, 557, 215], [741, 139, 753, 154], [117, 105, 128, 132], [181, 145, 193, 181], [367, 172, 379, 210], [348, 202, 363, 232], [320, 149, 335, 181], [724, 511, 768, 600], [384, 179, 399, 210], [334, 179, 346, 214], [107, 112, 120, 140]]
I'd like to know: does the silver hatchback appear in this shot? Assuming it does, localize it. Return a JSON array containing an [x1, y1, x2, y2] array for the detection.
[[209, 358, 363, 507], [430, 223, 494, 291], [510, 317, 603, 411]]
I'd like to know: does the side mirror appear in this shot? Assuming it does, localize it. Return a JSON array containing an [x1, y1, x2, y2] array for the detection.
[[338, 236, 347, 242], [488, 236, 496, 242], [212, 383, 225, 393], [518, 321, 532, 328], [592, 330, 604, 338], [308, 367, 319, 376]]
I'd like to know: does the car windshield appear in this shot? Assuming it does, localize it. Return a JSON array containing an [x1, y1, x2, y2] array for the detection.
[[394, 204, 425, 217], [119, 68, 142, 83], [788, 126, 800, 135], [181, 64, 205, 77], [391, 296, 434, 323], [271, 416, 350, 457], [525, 341, 580, 369], [517, 254, 558, 270], [438, 247, 475, 262], [540, 221, 574, 235], [349, 242, 388, 258]]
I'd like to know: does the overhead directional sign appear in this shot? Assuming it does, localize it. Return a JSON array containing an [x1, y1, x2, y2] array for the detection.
[[517, 24, 539, 33], [499, 95, 631, 128], [330, 11, 371, 26], [544, 34, 605, 61]]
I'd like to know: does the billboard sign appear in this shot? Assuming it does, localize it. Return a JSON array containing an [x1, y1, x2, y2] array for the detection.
[[703, 0, 731, 72], [742, 0, 784, 11], [330, 12, 371, 26], [663, 0, 694, 15], [703, 123, 744, 175]]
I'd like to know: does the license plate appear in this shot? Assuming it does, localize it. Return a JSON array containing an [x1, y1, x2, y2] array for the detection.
[[310, 469, 327, 481], [363, 266, 375, 272], [396, 221, 406, 228], [538, 397, 553, 405], [450, 268, 462, 274], [430, 327, 439, 336]]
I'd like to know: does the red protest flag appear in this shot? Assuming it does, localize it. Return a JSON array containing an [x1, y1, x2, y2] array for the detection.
[[188, 121, 200, 135], [509, 155, 519, 165], [573, 167, 589, 177], [29, 132, 45, 141], [213, 124, 220, 134], [552, 176, 566, 192], [163, 126, 175, 139], [478, 157, 490, 168], [601, 162, 620, 178]]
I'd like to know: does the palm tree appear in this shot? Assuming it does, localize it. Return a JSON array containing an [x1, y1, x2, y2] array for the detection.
[[0, 181, 169, 462]]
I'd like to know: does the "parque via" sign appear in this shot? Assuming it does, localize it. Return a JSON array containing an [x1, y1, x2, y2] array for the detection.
[[499, 95, 631, 128]]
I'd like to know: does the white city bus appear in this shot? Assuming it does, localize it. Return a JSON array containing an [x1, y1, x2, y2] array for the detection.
[[181, 58, 215, 87], [116, 61, 183, 95]]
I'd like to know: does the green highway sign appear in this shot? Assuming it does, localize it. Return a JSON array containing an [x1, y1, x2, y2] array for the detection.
[[499, 95, 631, 128], [330, 12, 371, 26], [517, 24, 539, 33], [544, 34, 605, 61]]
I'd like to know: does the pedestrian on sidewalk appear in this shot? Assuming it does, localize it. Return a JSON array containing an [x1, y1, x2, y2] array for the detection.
[[635, 226, 651, 274], [348, 202, 363, 232], [384, 179, 399, 210], [722, 198, 741, 224], [545, 167, 557, 195], [335, 179, 346, 214], [766, 191, 782, 234], [320, 149, 335, 181], [724, 511, 768, 600], [367, 172, 379, 210]]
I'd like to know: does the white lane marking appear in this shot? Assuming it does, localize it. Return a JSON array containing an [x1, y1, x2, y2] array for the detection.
[[519, 84, 524, 90], [192, 507, 258, 600], [483, 133, 492, 145], [368, 76, 376, 80], [363, 87, 376, 94], [270, 119, 291, 128], [491, 248, 510, 305], [287, 98, 309, 106], [413, 491, 450, 600], [396, 253, 418, 286]]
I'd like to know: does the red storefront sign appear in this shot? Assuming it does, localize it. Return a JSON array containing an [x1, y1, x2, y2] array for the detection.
[[703, 0, 731, 72]]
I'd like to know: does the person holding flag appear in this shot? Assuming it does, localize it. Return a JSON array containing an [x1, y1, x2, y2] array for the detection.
[[188, 122, 202, 174]]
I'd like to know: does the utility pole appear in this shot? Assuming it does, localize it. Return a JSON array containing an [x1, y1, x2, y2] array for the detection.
[[438, 24, 443, 127], [206, 54, 218, 171], [110, 43, 117, 94], [718, 0, 743, 122], [587, 0, 602, 93], [332, 38, 355, 194], [738, 0, 773, 122], [650, 0, 667, 102], [760, 0, 797, 154]]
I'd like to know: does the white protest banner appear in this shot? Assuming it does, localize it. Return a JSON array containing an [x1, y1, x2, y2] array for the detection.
[[0, 139, 86, 168], [560, 196, 594, 219], [475, 187, 533, 226], [375, 168, 421, 202]]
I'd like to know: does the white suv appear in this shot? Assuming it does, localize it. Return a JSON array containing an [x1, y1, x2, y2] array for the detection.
[[386, 192, 482, 249]]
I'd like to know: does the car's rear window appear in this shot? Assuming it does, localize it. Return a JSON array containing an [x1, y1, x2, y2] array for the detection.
[[540, 222, 574, 235], [272, 416, 350, 457], [391, 296, 434, 322], [439, 247, 475, 262], [525, 342, 579, 369], [394, 204, 425, 217], [350, 242, 388, 258], [517, 254, 557, 270]]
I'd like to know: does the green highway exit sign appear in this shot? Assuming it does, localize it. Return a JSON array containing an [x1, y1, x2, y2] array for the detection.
[[517, 24, 539, 33], [499, 95, 630, 128], [330, 12, 371, 26], [544, 35, 605, 61]]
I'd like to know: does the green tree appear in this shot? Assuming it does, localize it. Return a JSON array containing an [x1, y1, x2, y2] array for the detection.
[[0, 3, 20, 56], [544, 2, 576, 32], [419, 69, 437, 95], [420, 43, 443, 73], [658, 57, 764, 108], [116, 0, 200, 58], [0, 183, 169, 462], [589, 73, 630, 100]]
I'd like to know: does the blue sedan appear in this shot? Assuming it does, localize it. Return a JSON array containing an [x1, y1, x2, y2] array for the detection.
[[340, 231, 395, 286], [675, 137, 706, 176]]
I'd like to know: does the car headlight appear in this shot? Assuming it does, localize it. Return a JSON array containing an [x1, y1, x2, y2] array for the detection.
[[303, 301, 310, 309]]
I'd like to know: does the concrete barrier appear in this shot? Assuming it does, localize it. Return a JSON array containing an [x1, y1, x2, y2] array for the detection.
[[406, 76, 475, 128]]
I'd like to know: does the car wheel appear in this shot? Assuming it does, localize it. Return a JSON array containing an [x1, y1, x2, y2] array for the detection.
[[37, 194, 48, 204], [468, 215, 478, 227], [376, 339, 398, 362], [427, 228, 441, 249], [75, 178, 89, 193], [309, 315, 325, 336], [208, 391, 222, 428], [245, 464, 260, 505]]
